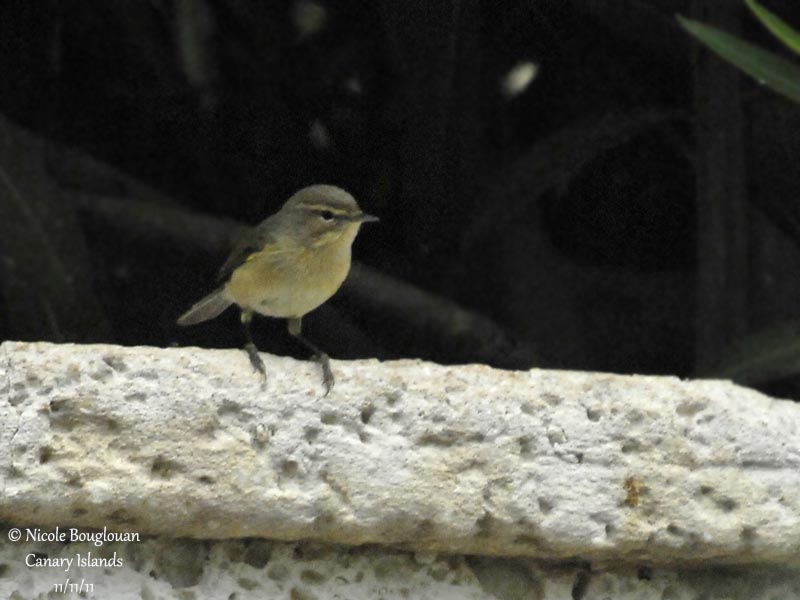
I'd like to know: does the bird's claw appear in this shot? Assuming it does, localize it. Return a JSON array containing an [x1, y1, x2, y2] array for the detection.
[[245, 342, 267, 384], [314, 353, 334, 396]]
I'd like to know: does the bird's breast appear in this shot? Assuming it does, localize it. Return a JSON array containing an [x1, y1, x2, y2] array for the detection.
[[225, 244, 351, 318]]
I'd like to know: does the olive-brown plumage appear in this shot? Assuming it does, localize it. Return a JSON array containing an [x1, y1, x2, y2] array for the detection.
[[178, 184, 377, 393]]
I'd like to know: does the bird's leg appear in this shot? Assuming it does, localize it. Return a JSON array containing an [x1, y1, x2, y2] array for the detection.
[[288, 317, 333, 395], [241, 309, 266, 381]]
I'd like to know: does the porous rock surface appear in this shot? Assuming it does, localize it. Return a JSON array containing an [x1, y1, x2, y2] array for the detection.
[[1, 342, 800, 574], [1, 534, 799, 600]]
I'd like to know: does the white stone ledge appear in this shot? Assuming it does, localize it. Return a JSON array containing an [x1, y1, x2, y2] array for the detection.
[[2, 341, 800, 568]]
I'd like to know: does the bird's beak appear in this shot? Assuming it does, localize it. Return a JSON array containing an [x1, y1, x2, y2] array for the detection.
[[354, 212, 379, 223]]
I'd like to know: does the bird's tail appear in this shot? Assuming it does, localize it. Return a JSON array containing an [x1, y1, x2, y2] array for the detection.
[[177, 287, 232, 326]]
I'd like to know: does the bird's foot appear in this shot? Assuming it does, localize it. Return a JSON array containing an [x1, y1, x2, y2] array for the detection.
[[313, 352, 334, 396], [245, 342, 267, 385]]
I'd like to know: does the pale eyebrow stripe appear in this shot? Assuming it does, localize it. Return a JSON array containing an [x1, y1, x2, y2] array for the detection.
[[303, 204, 351, 215]]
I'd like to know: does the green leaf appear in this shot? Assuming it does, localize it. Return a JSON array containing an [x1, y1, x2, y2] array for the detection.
[[746, 0, 800, 57], [677, 14, 800, 105], [708, 321, 800, 385]]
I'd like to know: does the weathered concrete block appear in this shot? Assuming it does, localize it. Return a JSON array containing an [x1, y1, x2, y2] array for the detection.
[[1, 341, 799, 571], [1, 535, 799, 599]]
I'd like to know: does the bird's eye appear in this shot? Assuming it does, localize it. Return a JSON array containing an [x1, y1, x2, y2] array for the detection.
[[319, 210, 335, 221]]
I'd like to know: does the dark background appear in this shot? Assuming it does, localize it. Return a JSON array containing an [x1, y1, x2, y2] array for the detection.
[[1, 0, 799, 397]]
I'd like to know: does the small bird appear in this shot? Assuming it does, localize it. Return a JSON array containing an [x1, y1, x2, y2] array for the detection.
[[177, 184, 378, 393]]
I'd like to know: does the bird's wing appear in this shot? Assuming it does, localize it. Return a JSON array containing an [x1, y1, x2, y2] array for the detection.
[[217, 218, 279, 282]]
